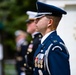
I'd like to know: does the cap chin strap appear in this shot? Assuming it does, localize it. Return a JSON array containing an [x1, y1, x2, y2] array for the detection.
[[37, 12, 52, 15], [35, 12, 52, 19]]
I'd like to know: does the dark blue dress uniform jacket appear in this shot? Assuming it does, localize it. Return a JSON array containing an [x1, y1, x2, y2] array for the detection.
[[33, 31, 70, 75]]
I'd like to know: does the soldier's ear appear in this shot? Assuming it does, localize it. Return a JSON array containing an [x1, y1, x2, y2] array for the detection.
[[48, 19, 53, 27]]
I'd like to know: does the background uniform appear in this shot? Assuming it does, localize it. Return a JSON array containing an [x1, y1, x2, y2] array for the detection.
[[15, 30, 29, 75], [24, 11, 43, 75], [15, 41, 28, 75], [24, 32, 42, 75]]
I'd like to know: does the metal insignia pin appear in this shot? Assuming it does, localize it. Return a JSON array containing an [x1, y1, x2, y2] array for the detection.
[[41, 50, 43, 52]]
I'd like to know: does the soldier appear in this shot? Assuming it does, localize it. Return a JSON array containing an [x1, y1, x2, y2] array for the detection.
[[15, 30, 28, 75], [33, 1, 70, 75], [24, 11, 42, 75]]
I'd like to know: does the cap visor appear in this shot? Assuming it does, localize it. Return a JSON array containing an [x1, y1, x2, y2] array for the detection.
[[35, 15, 44, 19]]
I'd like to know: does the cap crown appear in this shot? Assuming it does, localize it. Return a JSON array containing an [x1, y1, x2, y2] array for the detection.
[[36, 1, 67, 16], [26, 11, 37, 19]]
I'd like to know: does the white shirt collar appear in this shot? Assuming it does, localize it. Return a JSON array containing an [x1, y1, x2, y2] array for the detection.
[[41, 30, 55, 44]]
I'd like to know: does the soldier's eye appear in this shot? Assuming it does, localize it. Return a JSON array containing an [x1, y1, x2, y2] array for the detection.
[[34, 16, 44, 24]]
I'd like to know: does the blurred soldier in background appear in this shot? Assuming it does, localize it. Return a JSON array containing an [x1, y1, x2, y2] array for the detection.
[[24, 11, 42, 75], [15, 30, 29, 75]]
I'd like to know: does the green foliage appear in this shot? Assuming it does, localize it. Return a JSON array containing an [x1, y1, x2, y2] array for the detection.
[[4, 60, 17, 75], [0, 0, 37, 59]]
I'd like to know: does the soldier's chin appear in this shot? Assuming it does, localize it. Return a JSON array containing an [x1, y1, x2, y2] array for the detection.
[[27, 30, 31, 34], [36, 28, 39, 32]]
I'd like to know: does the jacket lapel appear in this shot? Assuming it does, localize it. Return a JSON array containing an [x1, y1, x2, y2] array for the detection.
[[34, 31, 57, 58]]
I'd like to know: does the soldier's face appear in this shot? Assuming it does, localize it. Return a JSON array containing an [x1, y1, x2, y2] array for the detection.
[[16, 34, 25, 42], [35, 16, 50, 35], [26, 21, 36, 34]]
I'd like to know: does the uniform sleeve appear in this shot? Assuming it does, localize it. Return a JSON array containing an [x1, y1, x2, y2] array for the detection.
[[21, 44, 28, 57], [48, 44, 70, 75]]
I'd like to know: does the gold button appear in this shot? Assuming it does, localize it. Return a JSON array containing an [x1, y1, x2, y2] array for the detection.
[[39, 35, 41, 37], [29, 67, 32, 69], [24, 63, 26, 66], [31, 41, 33, 43], [27, 52, 29, 54]]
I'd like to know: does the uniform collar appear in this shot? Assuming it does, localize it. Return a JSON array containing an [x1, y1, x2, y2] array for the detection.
[[32, 32, 39, 38], [41, 30, 55, 44], [34, 30, 56, 58]]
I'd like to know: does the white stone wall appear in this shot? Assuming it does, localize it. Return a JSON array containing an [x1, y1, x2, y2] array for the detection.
[[38, 0, 76, 75], [57, 5, 76, 75]]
